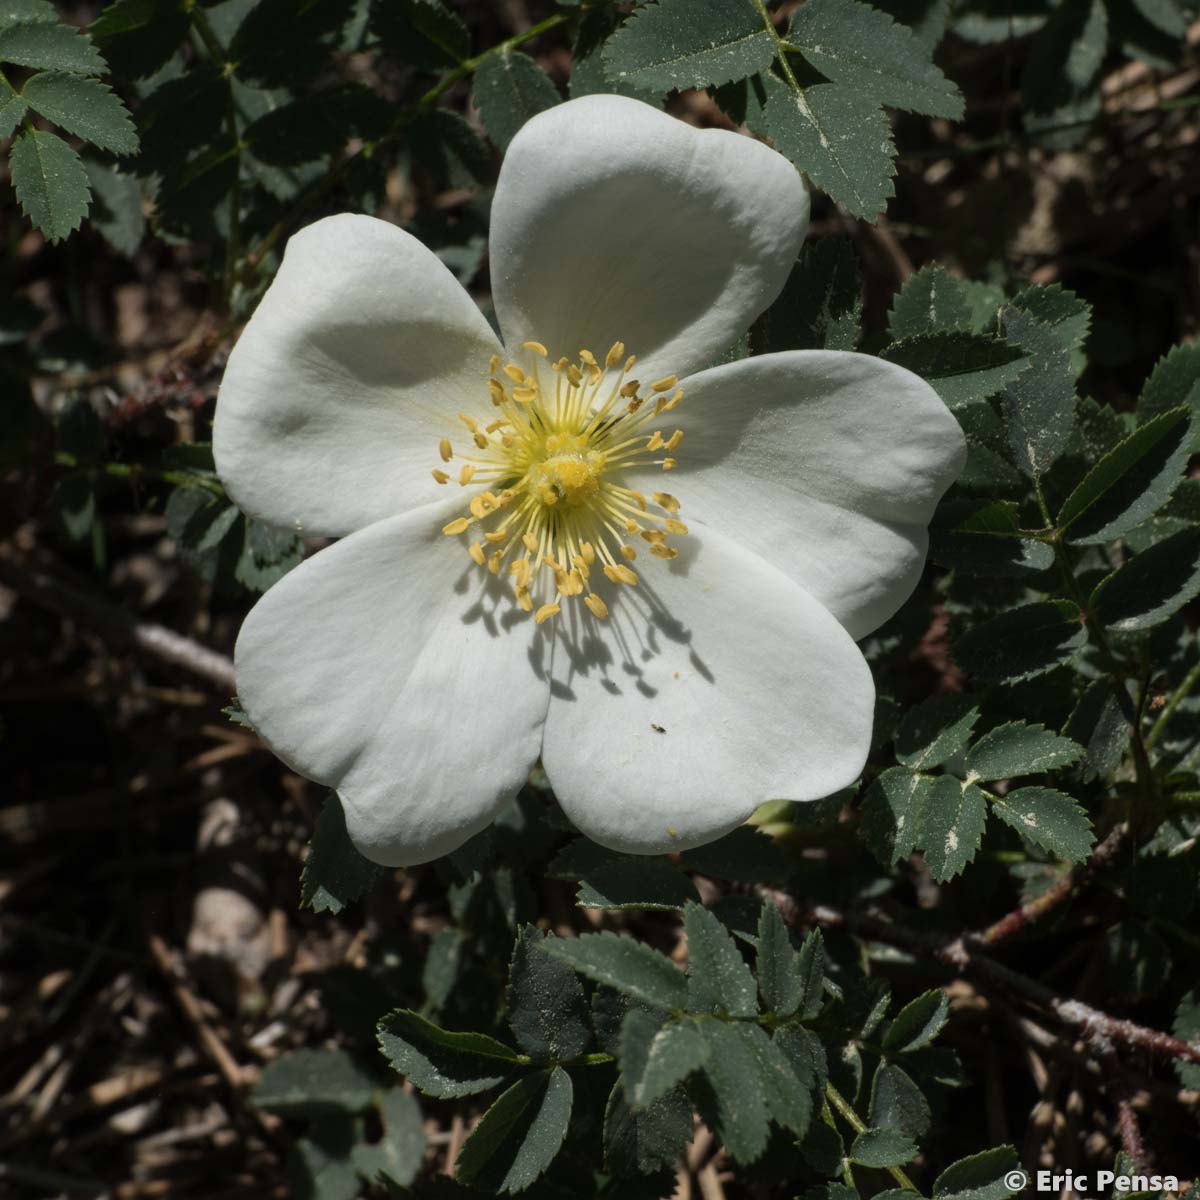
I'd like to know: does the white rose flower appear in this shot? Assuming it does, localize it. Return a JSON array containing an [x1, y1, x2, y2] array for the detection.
[[214, 94, 966, 868]]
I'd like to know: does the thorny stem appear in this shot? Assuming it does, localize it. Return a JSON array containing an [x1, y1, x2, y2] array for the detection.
[[826, 1082, 918, 1191], [243, 12, 569, 272]]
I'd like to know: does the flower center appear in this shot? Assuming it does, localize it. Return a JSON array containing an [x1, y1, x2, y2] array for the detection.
[[432, 339, 687, 624]]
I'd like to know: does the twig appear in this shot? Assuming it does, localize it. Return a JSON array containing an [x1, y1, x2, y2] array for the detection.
[[973, 823, 1128, 945], [0, 553, 236, 693], [760, 890, 1200, 1067]]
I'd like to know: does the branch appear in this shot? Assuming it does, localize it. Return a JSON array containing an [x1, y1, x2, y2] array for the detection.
[[0, 553, 235, 694]]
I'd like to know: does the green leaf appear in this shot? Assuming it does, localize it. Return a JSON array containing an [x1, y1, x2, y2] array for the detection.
[[756, 902, 803, 1018], [377, 1010, 521, 1099], [933, 1145, 1023, 1200], [21, 71, 137, 154], [602, 0, 776, 93], [1057, 405, 1192, 542], [1090, 527, 1200, 632], [472, 47, 560, 152], [732, 1022, 813, 1137], [0, 71, 25, 137], [0, 18, 105, 71], [919, 777, 987, 882], [52, 475, 94, 542], [676, 826, 789, 886], [989, 786, 1096, 861], [930, 499, 1055, 578], [300, 794, 384, 915], [1138, 340, 1200, 451], [697, 1018, 770, 1163], [621, 1012, 709, 1107], [796, 929, 826, 1019], [83, 158, 144, 255], [252, 1049, 375, 1116], [0, 0, 57, 32], [1064, 678, 1131, 781], [1022, 0, 1108, 119], [895, 693, 981, 769], [576, 858, 699, 911], [849, 1126, 919, 1167], [767, 235, 862, 352], [1000, 303, 1076, 476], [506, 926, 591, 1062], [882, 331, 1027, 410], [953, 600, 1087, 683], [352, 1089, 425, 1188], [860, 766, 932, 863], [369, 0, 469, 69], [9, 128, 90, 242], [89, 0, 188, 80], [684, 902, 758, 1018], [965, 722, 1084, 780], [888, 264, 975, 338], [603, 1083, 692, 1177], [883, 989, 949, 1053], [765, 81, 895, 220], [869, 1062, 932, 1138], [455, 1068, 573, 1194], [786, 0, 963, 118], [541, 932, 688, 1011], [1171, 991, 1200, 1090], [1130, 0, 1188, 35]]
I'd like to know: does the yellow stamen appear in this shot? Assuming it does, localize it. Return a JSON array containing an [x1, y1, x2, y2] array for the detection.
[[665, 518, 689, 535], [653, 491, 679, 513], [584, 593, 609, 619], [651, 375, 678, 392], [522, 340, 549, 356], [620, 544, 637, 561], [650, 544, 678, 559], [503, 364, 526, 383], [535, 603, 560, 625], [439, 438, 453, 462], [443, 517, 470, 536], [432, 469, 449, 484], [468, 543, 485, 565], [459, 464, 476, 485]]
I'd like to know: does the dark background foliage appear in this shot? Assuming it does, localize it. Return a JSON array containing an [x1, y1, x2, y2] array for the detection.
[[1, 0, 1199, 1197]]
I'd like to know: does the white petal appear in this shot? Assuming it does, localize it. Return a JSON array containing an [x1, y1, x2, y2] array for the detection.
[[542, 528, 873, 856], [234, 499, 551, 866], [634, 351, 967, 639], [214, 214, 502, 537], [489, 95, 809, 384]]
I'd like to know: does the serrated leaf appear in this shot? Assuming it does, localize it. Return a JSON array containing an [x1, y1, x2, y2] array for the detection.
[[1131, 0, 1187, 35], [83, 158, 144, 255], [883, 989, 949, 1052], [300, 794, 384, 915], [861, 767, 932, 863], [0, 18, 104, 71], [684, 902, 758, 1018], [472, 47, 560, 152], [1063, 677, 1130, 780], [888, 264, 974, 338], [895, 693, 981, 769], [732, 1022, 814, 1137], [602, 0, 776, 93], [1001, 303, 1076, 476], [0, 0, 57, 32], [505, 926, 590, 1062], [1009, 286, 1089, 367], [22, 71, 137, 154], [377, 1010, 521, 1100], [541, 932, 687, 1011], [9, 128, 90, 242], [622, 1013, 709, 1108], [849, 1126, 919, 1167], [765, 81, 895, 220], [767, 235, 861, 352], [953, 599, 1087, 683], [918, 777, 987, 882], [455, 1068, 572, 1194], [1057, 405, 1192, 543], [576, 858, 699, 911], [676, 826, 789, 886], [965, 722, 1084, 780], [603, 1082, 692, 1177], [0, 71, 25, 137], [933, 1145, 1022, 1200], [252, 1049, 375, 1116], [1138, 341, 1200, 451], [882, 331, 1028, 409], [990, 786, 1095, 861], [930, 499, 1055, 578], [796, 929, 826, 1019], [698, 1018, 770, 1163], [89, 0, 188, 79], [1022, 0, 1108, 119], [756, 902, 803, 1018], [352, 1088, 424, 1188], [786, 0, 963, 118], [869, 1062, 931, 1138], [369, 0, 468, 69], [1090, 527, 1200, 631]]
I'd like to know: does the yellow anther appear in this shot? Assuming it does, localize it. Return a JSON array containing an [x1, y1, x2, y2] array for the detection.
[[571, 554, 590, 581], [624, 355, 637, 372], [522, 531, 538, 552], [443, 517, 470, 536], [653, 491, 679, 513], [651, 375, 678, 392], [512, 387, 537, 403], [473, 432, 489, 450], [459, 464, 476, 485], [626, 397, 644, 413], [544, 554, 562, 572], [665, 430, 684, 451], [516, 587, 533, 612], [458, 413, 478, 432], [432, 469, 449, 484], [485, 530, 507, 544], [566, 364, 583, 387], [488, 550, 503, 574], [481, 491, 499, 510], [665, 518, 689, 535], [662, 458, 677, 471], [579, 349, 598, 366], [488, 354, 501, 373], [552, 357, 568, 371], [567, 569, 584, 595], [439, 438, 453, 462], [535, 603, 560, 625], [646, 432, 665, 451], [641, 529, 666, 544], [584, 593, 609, 619], [606, 341, 625, 367], [486, 419, 507, 433], [604, 563, 639, 585], [650, 543, 678, 559], [468, 543, 486, 566], [522, 340, 549, 356], [620, 380, 640, 398], [625, 518, 641, 534], [620, 544, 637, 561], [664, 389, 683, 410], [503, 363, 526, 383], [580, 542, 596, 565], [469, 496, 488, 519], [627, 489, 647, 511], [488, 380, 506, 405]]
